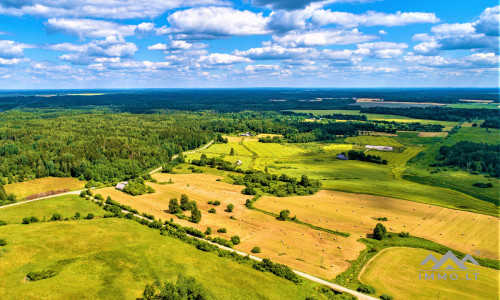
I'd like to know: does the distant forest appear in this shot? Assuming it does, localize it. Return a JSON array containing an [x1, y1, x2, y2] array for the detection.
[[0, 88, 497, 113]]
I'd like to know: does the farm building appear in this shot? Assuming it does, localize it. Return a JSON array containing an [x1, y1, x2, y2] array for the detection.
[[240, 132, 251, 137], [236, 160, 243, 165], [115, 181, 128, 191], [336, 154, 349, 160], [365, 145, 394, 151]]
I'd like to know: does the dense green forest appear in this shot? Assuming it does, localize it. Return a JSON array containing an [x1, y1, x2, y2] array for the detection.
[[431, 141, 500, 177], [0, 109, 455, 185]]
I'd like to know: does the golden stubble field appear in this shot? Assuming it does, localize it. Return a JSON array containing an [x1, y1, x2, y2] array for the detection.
[[257, 190, 499, 259], [98, 173, 365, 279], [4, 177, 85, 199]]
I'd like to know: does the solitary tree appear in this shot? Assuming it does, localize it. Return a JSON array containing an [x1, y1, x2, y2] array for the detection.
[[226, 203, 234, 212], [230, 148, 235, 156], [180, 194, 190, 211], [231, 235, 241, 245], [373, 223, 387, 240], [278, 209, 290, 221]]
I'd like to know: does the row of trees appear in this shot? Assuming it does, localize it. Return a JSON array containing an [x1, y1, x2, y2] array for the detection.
[[341, 150, 388, 165]]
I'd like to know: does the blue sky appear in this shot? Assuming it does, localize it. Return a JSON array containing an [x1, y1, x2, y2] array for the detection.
[[0, 0, 498, 88]]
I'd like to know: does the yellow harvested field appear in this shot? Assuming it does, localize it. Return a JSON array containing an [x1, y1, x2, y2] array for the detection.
[[417, 132, 448, 137], [98, 173, 365, 279], [257, 190, 499, 259], [359, 248, 499, 300], [3, 177, 84, 199]]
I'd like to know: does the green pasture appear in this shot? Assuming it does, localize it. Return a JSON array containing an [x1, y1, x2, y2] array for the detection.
[[0, 217, 322, 299], [0, 195, 107, 224]]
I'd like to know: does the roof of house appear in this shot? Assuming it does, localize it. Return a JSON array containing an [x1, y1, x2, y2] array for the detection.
[[336, 153, 349, 160]]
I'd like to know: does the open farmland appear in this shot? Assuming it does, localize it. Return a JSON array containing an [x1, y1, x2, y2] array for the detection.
[[0, 195, 107, 224], [97, 173, 365, 279], [256, 190, 499, 259], [3, 177, 84, 200], [359, 248, 499, 300], [186, 137, 498, 215], [0, 217, 321, 300]]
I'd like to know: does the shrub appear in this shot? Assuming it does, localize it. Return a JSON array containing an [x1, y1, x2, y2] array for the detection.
[[22, 216, 39, 224], [94, 193, 104, 200], [398, 231, 410, 238], [0, 239, 6, 246], [226, 203, 234, 212], [356, 284, 376, 294], [213, 200, 221, 206], [380, 294, 393, 300], [79, 191, 86, 198], [217, 228, 227, 233], [251, 247, 261, 253], [74, 212, 81, 219], [208, 208, 216, 214], [231, 235, 240, 245], [85, 213, 94, 219], [473, 182, 493, 188], [0, 220, 6, 226], [205, 227, 212, 235], [278, 209, 290, 221], [27, 270, 58, 281]]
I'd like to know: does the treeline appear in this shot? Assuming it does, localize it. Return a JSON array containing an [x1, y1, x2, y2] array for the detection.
[[341, 150, 388, 165], [432, 141, 499, 177], [143, 275, 209, 300], [360, 107, 499, 122], [481, 119, 500, 129]]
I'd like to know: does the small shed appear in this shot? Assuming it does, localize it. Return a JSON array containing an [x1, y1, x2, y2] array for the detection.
[[236, 160, 243, 166], [336, 154, 349, 160], [115, 181, 128, 191]]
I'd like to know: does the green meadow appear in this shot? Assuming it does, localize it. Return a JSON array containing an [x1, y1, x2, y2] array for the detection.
[[0, 198, 323, 300], [0, 195, 107, 224]]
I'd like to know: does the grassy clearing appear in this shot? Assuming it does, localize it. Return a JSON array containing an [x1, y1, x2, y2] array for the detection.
[[0, 218, 321, 300], [199, 143, 254, 156], [3, 177, 84, 199], [359, 248, 499, 300], [243, 142, 306, 158], [97, 173, 364, 279], [344, 136, 404, 147], [0, 195, 107, 224], [256, 190, 499, 260]]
